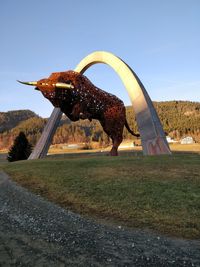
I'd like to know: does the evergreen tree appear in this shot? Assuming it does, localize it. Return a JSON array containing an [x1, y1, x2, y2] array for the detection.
[[7, 131, 32, 162]]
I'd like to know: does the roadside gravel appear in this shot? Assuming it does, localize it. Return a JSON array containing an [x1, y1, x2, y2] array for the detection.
[[0, 171, 199, 267]]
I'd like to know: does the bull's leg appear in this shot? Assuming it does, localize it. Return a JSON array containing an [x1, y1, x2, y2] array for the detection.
[[71, 103, 92, 121], [70, 103, 81, 120], [110, 136, 123, 156], [101, 105, 126, 156], [101, 123, 123, 156], [79, 112, 92, 121]]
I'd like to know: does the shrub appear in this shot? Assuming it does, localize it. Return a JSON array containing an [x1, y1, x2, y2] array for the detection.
[[7, 131, 32, 162]]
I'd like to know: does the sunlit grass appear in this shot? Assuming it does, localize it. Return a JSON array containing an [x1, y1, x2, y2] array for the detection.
[[1, 152, 200, 239]]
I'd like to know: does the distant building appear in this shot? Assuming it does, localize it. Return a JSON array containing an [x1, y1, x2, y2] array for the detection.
[[62, 144, 80, 149], [166, 136, 178, 143], [180, 136, 194, 144]]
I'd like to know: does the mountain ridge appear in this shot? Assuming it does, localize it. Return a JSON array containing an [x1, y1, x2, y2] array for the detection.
[[0, 100, 200, 149]]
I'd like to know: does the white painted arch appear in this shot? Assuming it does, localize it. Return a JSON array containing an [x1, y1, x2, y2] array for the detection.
[[29, 51, 171, 159], [74, 51, 171, 155]]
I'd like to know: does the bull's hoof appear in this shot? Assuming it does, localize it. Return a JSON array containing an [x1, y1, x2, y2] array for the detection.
[[109, 150, 118, 156]]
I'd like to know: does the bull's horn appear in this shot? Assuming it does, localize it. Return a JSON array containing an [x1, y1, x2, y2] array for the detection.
[[17, 80, 38, 86], [54, 82, 74, 89]]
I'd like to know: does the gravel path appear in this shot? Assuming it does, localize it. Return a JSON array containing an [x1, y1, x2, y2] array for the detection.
[[0, 171, 200, 267]]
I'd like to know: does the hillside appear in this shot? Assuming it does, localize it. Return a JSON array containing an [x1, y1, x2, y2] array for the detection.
[[0, 101, 200, 149], [125, 101, 200, 142], [154, 101, 200, 136], [0, 117, 46, 149], [0, 110, 38, 133]]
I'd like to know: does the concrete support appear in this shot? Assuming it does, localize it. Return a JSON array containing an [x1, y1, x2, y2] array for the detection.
[[28, 108, 62, 159]]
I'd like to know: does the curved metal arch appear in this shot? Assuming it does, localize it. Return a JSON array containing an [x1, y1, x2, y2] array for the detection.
[[74, 51, 171, 155], [29, 51, 171, 159]]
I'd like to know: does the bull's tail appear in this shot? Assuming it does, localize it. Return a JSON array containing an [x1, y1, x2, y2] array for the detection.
[[125, 119, 140, 137]]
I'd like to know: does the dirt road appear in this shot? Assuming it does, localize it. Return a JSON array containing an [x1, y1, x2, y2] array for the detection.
[[0, 171, 199, 266]]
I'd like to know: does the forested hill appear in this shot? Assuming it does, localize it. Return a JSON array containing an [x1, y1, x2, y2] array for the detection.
[[125, 100, 200, 140], [0, 101, 200, 149], [0, 110, 38, 133], [154, 101, 200, 134]]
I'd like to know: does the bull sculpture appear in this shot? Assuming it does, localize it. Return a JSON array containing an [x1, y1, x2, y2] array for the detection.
[[18, 71, 139, 156]]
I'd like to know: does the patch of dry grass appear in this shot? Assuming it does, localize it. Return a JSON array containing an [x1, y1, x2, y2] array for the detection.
[[169, 143, 200, 152]]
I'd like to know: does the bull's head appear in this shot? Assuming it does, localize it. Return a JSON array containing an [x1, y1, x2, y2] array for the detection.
[[17, 72, 75, 107], [17, 78, 74, 90]]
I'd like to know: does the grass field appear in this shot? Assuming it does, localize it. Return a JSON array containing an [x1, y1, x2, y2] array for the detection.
[[48, 142, 200, 154], [1, 151, 200, 239], [1, 141, 200, 155]]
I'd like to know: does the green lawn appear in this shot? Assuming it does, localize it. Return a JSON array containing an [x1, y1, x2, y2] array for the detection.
[[1, 152, 200, 239]]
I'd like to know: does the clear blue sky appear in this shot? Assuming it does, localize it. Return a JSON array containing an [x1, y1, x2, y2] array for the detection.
[[0, 0, 199, 117]]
